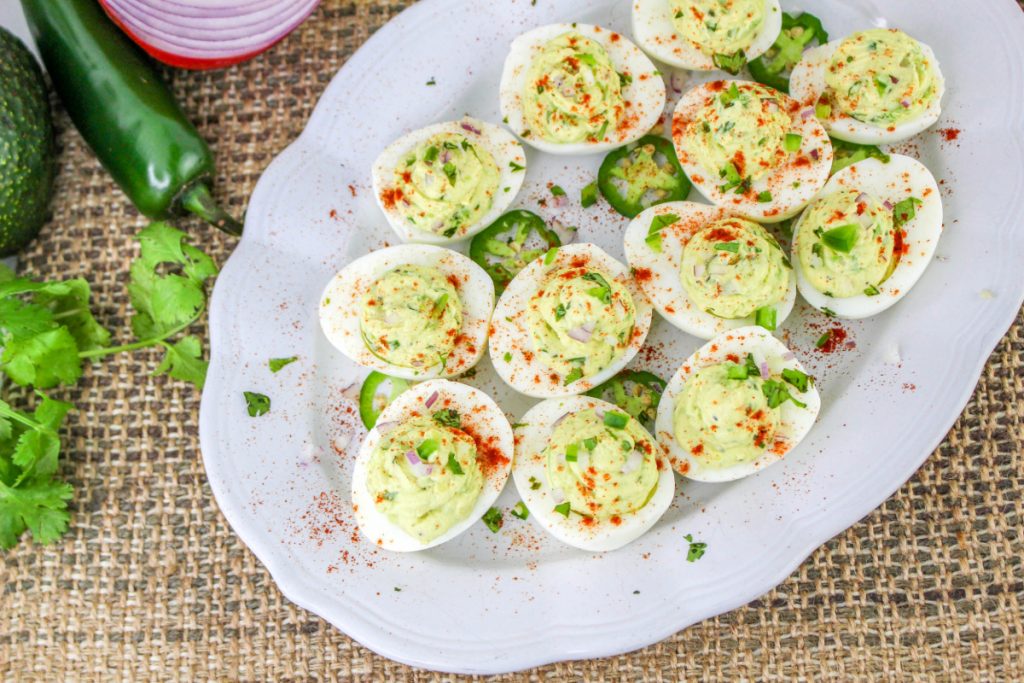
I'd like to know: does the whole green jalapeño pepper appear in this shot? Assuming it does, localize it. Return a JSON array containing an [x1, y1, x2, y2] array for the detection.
[[747, 12, 829, 94], [21, 0, 241, 234], [585, 370, 666, 430], [358, 372, 412, 429], [598, 135, 691, 219], [469, 210, 561, 294]]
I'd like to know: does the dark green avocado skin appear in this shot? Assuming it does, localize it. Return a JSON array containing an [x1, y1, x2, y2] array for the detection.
[[0, 26, 55, 256]]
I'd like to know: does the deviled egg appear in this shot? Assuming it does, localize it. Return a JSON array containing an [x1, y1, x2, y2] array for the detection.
[[352, 379, 513, 551], [656, 326, 820, 482], [623, 201, 795, 339], [372, 118, 526, 244], [499, 23, 665, 155], [512, 395, 674, 551], [489, 243, 653, 398], [672, 80, 832, 222], [789, 28, 945, 144], [320, 244, 494, 380], [792, 154, 942, 318], [632, 0, 782, 72]]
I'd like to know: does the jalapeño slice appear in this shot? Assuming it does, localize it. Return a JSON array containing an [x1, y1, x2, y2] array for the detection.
[[469, 210, 561, 294], [598, 135, 691, 219], [358, 371, 413, 429], [747, 12, 829, 93]]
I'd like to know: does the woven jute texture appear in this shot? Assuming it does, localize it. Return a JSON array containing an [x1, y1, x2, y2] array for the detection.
[[1, 1, 1022, 680]]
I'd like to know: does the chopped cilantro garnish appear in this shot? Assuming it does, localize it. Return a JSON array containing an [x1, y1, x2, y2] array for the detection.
[[762, 379, 807, 409], [503, 352, 512, 362], [442, 162, 458, 185], [582, 437, 598, 451], [424, 146, 439, 164], [815, 330, 832, 348], [426, 77, 436, 86], [781, 368, 811, 392], [529, 475, 542, 490], [509, 160, 525, 172], [433, 408, 461, 428], [892, 196, 922, 228], [555, 302, 567, 320], [720, 82, 741, 106], [564, 367, 584, 385], [554, 502, 571, 517], [712, 51, 745, 75], [864, 284, 881, 296], [244, 391, 270, 417], [447, 452, 464, 475], [684, 534, 707, 562], [757, 190, 773, 203], [581, 272, 612, 304], [550, 185, 566, 197], [268, 356, 298, 373]]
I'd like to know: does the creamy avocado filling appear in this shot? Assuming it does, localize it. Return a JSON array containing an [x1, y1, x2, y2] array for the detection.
[[685, 82, 791, 187], [527, 266, 636, 384], [545, 408, 659, 520], [523, 31, 624, 144], [824, 29, 938, 125], [674, 362, 780, 469], [795, 189, 895, 298], [359, 264, 462, 368], [391, 132, 500, 237], [669, 0, 766, 56], [680, 218, 790, 318], [366, 413, 483, 543]]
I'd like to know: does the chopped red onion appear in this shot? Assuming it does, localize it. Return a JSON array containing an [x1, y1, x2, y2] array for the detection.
[[810, 148, 820, 160], [568, 326, 593, 343], [759, 361, 770, 380], [440, 149, 452, 164], [424, 391, 439, 408], [552, 412, 569, 429], [406, 450, 433, 477], [890, 75, 900, 84], [376, 420, 398, 434], [801, 108, 815, 119], [901, 99, 911, 108], [883, 200, 894, 210], [856, 192, 869, 203], [551, 194, 567, 208], [694, 263, 706, 278], [460, 122, 482, 135], [781, 351, 796, 361]]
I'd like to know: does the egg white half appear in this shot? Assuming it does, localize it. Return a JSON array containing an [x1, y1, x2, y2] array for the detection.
[[672, 80, 832, 222], [351, 379, 514, 552], [655, 326, 820, 482], [789, 39, 945, 145], [371, 117, 527, 244], [792, 154, 942, 319], [489, 243, 654, 398], [499, 23, 665, 155], [623, 201, 796, 339], [512, 395, 675, 551], [631, 0, 782, 71], [319, 244, 494, 379]]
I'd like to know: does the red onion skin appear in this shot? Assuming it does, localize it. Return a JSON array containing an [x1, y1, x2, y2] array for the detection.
[[460, 122, 482, 135], [98, 0, 320, 70], [425, 391, 439, 409]]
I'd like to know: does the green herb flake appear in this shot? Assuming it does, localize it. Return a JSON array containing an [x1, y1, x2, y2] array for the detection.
[[424, 146, 439, 164], [442, 162, 458, 185], [268, 356, 298, 373], [581, 180, 599, 208], [714, 242, 739, 253], [815, 330, 833, 348], [529, 475, 542, 490], [762, 379, 807, 409], [433, 408, 461, 428], [781, 367, 812, 392], [563, 367, 584, 385], [892, 196, 923, 228], [503, 352, 512, 362], [554, 502, 571, 517], [244, 391, 270, 417], [509, 160, 525, 172], [685, 534, 707, 562], [426, 77, 436, 86], [864, 284, 881, 296], [550, 185, 566, 197], [757, 190, 773, 203]]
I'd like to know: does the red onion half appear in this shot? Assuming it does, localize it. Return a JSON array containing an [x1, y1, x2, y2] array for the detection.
[[99, 0, 321, 70]]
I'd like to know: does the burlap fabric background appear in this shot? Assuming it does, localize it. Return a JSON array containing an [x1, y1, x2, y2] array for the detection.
[[1, 1, 1021, 680]]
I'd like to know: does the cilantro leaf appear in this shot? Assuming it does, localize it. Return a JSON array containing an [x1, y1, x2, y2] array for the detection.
[[244, 392, 271, 417], [1, 327, 82, 389], [268, 356, 299, 373], [155, 336, 209, 389]]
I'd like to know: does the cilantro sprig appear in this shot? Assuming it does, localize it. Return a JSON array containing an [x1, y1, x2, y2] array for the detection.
[[0, 222, 218, 549]]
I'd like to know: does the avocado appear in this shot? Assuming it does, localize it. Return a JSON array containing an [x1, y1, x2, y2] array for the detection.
[[0, 26, 55, 256]]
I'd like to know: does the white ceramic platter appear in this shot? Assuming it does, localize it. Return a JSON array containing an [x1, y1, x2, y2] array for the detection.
[[199, 0, 1024, 674]]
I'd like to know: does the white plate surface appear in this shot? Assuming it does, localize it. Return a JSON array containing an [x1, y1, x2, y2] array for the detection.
[[199, 0, 1024, 674]]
